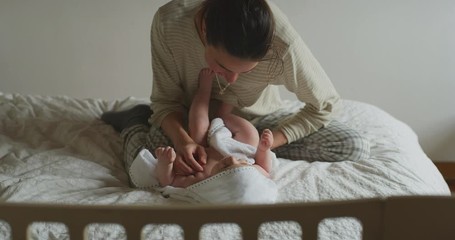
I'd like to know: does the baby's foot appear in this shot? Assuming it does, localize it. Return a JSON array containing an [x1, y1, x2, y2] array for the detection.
[[198, 68, 214, 92], [258, 129, 273, 152], [155, 146, 176, 165]]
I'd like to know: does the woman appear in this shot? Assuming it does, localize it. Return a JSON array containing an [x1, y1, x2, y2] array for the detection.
[[102, 0, 369, 180]]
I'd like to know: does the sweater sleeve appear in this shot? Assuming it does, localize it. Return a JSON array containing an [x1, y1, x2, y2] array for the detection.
[[277, 37, 341, 143], [149, 10, 185, 126]]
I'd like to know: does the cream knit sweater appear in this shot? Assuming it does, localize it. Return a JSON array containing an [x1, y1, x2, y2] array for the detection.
[[149, 0, 340, 143]]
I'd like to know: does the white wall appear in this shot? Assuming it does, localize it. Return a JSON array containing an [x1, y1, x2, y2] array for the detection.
[[272, 0, 455, 162], [0, 0, 166, 100], [1, 0, 454, 162]]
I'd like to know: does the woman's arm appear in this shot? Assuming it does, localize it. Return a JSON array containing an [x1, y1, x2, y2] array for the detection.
[[277, 39, 340, 144], [148, 10, 207, 174], [270, 130, 287, 149], [267, 3, 340, 144], [161, 112, 207, 174], [278, 50, 340, 143]]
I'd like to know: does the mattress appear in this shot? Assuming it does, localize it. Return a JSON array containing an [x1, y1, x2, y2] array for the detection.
[[0, 92, 450, 239]]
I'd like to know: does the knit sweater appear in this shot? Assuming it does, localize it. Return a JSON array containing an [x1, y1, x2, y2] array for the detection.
[[149, 0, 340, 143]]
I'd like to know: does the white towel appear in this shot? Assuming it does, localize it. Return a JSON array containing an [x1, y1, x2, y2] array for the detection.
[[129, 148, 160, 189], [161, 166, 278, 204]]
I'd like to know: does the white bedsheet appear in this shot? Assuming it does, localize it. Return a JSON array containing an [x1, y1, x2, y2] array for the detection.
[[0, 92, 450, 239]]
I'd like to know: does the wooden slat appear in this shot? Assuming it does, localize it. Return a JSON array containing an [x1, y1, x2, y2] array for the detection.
[[434, 162, 455, 192], [0, 199, 384, 240], [434, 162, 455, 180], [1, 197, 454, 240], [383, 196, 455, 240]]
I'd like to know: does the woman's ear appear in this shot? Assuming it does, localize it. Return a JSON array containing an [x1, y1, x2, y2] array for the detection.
[[202, 21, 207, 38]]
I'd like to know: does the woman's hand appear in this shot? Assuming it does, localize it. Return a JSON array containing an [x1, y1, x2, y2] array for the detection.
[[173, 141, 207, 175], [160, 112, 207, 175]]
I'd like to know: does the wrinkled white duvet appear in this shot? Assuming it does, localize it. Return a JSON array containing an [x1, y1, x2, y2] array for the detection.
[[0, 93, 449, 239]]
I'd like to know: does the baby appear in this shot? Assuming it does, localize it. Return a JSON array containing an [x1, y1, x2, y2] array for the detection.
[[130, 116, 278, 204], [154, 121, 274, 188], [142, 69, 278, 203]]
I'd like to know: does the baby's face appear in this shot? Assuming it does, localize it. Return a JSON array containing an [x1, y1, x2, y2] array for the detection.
[[210, 156, 249, 176]]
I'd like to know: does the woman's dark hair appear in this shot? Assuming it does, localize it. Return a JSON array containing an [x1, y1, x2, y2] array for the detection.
[[201, 0, 275, 61]]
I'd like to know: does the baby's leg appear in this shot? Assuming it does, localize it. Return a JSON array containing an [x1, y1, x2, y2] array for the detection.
[[222, 112, 259, 147], [189, 68, 214, 146], [255, 129, 274, 173], [258, 129, 273, 151], [216, 101, 259, 146], [155, 146, 177, 186]]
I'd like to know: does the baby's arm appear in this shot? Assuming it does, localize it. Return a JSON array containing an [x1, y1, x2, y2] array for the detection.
[[254, 129, 274, 173]]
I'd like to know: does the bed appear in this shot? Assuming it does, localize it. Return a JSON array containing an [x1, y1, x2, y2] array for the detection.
[[0, 92, 452, 239]]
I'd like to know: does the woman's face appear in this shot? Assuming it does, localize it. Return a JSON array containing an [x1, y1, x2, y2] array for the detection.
[[205, 45, 258, 84]]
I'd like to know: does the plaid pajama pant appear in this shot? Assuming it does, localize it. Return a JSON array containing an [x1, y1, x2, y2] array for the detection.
[[121, 110, 370, 172]]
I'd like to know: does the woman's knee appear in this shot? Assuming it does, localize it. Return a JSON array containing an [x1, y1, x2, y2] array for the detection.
[[325, 130, 371, 162], [274, 121, 371, 162], [310, 121, 371, 162]]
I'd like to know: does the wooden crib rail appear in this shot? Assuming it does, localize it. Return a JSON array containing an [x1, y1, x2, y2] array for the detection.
[[0, 196, 454, 240]]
